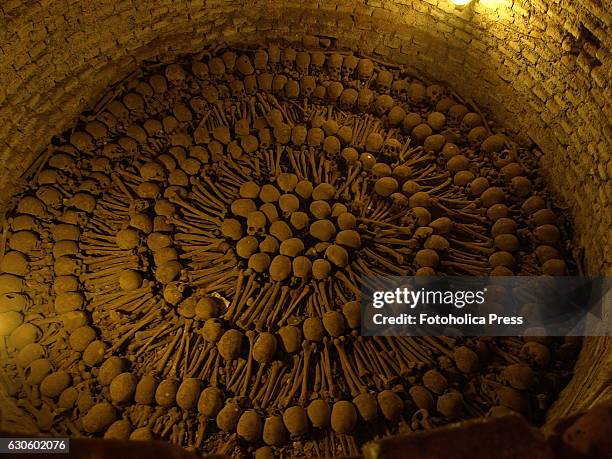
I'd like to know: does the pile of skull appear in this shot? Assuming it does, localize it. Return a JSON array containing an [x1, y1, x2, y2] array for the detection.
[[0, 42, 580, 458]]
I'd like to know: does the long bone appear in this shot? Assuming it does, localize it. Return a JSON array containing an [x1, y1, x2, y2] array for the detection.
[[168, 195, 221, 225], [258, 360, 287, 409], [321, 337, 336, 399], [237, 330, 256, 397], [133, 322, 174, 358], [333, 337, 365, 397], [253, 283, 286, 328], [108, 302, 161, 353], [264, 285, 291, 329], [237, 282, 279, 329], [278, 353, 304, 408], [278, 285, 311, 325], [224, 273, 257, 321], [167, 319, 193, 378], [155, 325, 183, 373], [297, 341, 316, 406]]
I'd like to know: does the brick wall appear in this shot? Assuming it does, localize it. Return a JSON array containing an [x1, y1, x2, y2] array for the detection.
[[0, 0, 609, 276]]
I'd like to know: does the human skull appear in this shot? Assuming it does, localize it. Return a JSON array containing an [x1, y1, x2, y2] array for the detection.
[[202, 85, 219, 103], [390, 192, 409, 207], [258, 128, 273, 149], [323, 136, 341, 156], [123, 92, 145, 115], [357, 88, 374, 112], [163, 282, 185, 305], [247, 211, 267, 235], [291, 125, 308, 146], [342, 54, 359, 80], [281, 47, 297, 72], [165, 64, 186, 86], [70, 192, 97, 213], [149, 74, 168, 93], [221, 50, 237, 72], [188, 96, 207, 115], [135, 80, 154, 97], [140, 161, 167, 182], [492, 148, 517, 169], [382, 138, 402, 160], [144, 120, 165, 142], [84, 121, 108, 141], [254, 49, 268, 70], [327, 53, 343, 79], [376, 70, 394, 94], [272, 74, 288, 95], [244, 75, 258, 95], [236, 55, 254, 76], [216, 83, 230, 99], [426, 84, 445, 103], [126, 124, 147, 144], [16, 195, 46, 218], [268, 44, 281, 67], [257, 73, 273, 92], [357, 58, 374, 80], [79, 175, 101, 192], [461, 112, 483, 132], [37, 168, 61, 186], [107, 100, 130, 123], [275, 123, 292, 145], [266, 109, 283, 129], [339, 88, 358, 110], [78, 179, 101, 194], [14, 229, 43, 253], [510, 176, 532, 197], [229, 79, 246, 99], [307, 127, 324, 147], [130, 199, 150, 214], [36, 186, 62, 210], [308, 85, 324, 101], [300, 76, 316, 98], [310, 51, 326, 73], [208, 57, 226, 77], [191, 61, 209, 80], [326, 81, 344, 103], [468, 126, 488, 146], [407, 82, 427, 105], [48, 153, 76, 173], [55, 255, 83, 276], [89, 172, 111, 188], [374, 94, 394, 115], [448, 105, 469, 124], [96, 111, 117, 130], [295, 52, 310, 76], [285, 80, 300, 99], [365, 132, 384, 153], [391, 79, 409, 100], [70, 131, 95, 152]]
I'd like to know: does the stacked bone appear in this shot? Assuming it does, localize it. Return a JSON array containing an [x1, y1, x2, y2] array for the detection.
[[0, 41, 580, 458]]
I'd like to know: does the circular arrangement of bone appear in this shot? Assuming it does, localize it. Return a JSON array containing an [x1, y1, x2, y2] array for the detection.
[[0, 43, 582, 457]]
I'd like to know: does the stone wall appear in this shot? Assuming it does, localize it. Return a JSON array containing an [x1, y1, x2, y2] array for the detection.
[[0, 0, 610, 419]]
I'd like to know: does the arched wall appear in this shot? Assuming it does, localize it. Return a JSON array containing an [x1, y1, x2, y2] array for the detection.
[[0, 0, 610, 421]]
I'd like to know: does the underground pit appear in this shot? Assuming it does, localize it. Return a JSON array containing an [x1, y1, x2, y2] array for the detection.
[[0, 1, 610, 458]]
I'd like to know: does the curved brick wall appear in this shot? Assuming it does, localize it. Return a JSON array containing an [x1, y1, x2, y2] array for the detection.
[[0, 0, 609, 422]]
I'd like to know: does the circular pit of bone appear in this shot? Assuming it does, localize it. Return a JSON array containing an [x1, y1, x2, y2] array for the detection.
[[0, 44, 579, 457]]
